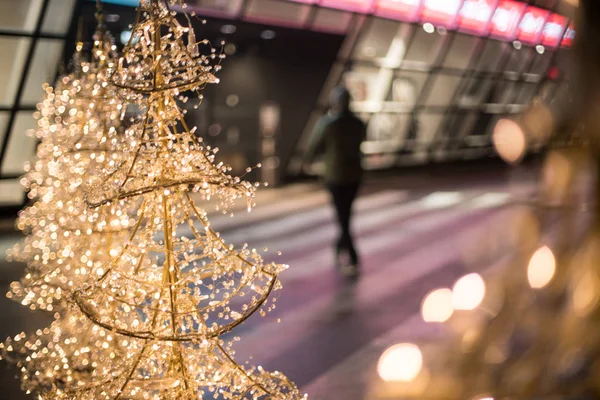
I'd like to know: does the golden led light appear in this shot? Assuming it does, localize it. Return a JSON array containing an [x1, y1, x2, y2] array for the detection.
[[452, 273, 486, 311], [572, 270, 599, 317], [527, 246, 556, 289], [378, 343, 423, 382], [5, 9, 132, 314], [492, 118, 526, 164], [421, 288, 454, 323]]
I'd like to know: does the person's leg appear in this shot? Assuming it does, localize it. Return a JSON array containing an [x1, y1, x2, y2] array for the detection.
[[331, 182, 360, 264], [328, 182, 360, 277], [343, 182, 360, 265], [327, 183, 347, 261]]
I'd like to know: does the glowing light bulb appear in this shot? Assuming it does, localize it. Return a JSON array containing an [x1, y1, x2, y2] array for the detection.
[[452, 273, 485, 311], [423, 23, 435, 33], [377, 343, 423, 382], [573, 269, 598, 316], [421, 288, 454, 323], [492, 118, 526, 164], [527, 246, 556, 289]]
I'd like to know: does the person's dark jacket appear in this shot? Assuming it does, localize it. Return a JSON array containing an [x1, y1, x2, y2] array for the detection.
[[305, 110, 366, 184]]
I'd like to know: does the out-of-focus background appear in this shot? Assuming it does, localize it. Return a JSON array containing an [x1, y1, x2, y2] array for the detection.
[[0, 0, 582, 399]]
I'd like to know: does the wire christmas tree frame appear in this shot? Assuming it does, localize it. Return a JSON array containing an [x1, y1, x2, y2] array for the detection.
[[2, 0, 306, 398]]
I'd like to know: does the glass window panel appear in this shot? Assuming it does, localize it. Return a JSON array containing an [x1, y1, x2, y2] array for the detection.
[[0, 180, 24, 205], [422, 74, 462, 107], [438, 113, 462, 141], [403, 28, 444, 67], [2, 111, 37, 176], [0, 0, 42, 33], [312, 8, 352, 33], [21, 38, 63, 105], [484, 114, 501, 135], [442, 34, 479, 70], [0, 37, 30, 106], [417, 112, 444, 145], [196, 0, 244, 17], [0, 111, 9, 153], [388, 71, 428, 100], [475, 40, 507, 72], [484, 80, 519, 104], [504, 47, 533, 74], [244, 0, 310, 26], [386, 71, 427, 107], [456, 112, 479, 140], [353, 17, 400, 60], [455, 75, 494, 106], [469, 113, 498, 137], [528, 51, 553, 75], [438, 112, 481, 145], [538, 80, 557, 103], [317, 63, 345, 107], [343, 66, 385, 105], [42, 0, 76, 35], [298, 111, 322, 151], [366, 113, 409, 146], [514, 83, 538, 104]]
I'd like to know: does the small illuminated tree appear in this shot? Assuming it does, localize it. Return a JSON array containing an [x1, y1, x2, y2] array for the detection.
[[39, 1, 305, 398], [1, 7, 140, 396], [6, 20, 133, 313]]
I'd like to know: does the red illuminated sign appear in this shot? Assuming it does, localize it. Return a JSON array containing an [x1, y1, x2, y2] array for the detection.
[[489, 0, 526, 40], [420, 0, 463, 28], [374, 0, 422, 21], [516, 6, 550, 44], [561, 24, 576, 47], [457, 0, 497, 35], [541, 13, 568, 48], [319, 0, 374, 13]]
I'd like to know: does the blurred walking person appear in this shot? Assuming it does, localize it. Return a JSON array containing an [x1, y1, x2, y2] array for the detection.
[[304, 86, 366, 278]]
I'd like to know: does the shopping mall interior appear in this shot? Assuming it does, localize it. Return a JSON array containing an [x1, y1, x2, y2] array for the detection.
[[1, 0, 597, 399], [0, 0, 578, 212]]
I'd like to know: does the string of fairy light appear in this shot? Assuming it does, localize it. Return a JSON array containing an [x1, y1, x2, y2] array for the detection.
[[1, 0, 305, 399]]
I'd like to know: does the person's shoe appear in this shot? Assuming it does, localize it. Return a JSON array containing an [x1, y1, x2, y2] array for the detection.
[[336, 251, 350, 267], [338, 263, 359, 279]]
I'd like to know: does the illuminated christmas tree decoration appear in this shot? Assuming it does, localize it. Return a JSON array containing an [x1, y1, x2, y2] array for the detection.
[[0, 4, 140, 396], [5, 3, 133, 312], [3, 0, 304, 398]]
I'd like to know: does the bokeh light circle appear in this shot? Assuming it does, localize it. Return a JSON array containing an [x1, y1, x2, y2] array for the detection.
[[377, 343, 423, 382]]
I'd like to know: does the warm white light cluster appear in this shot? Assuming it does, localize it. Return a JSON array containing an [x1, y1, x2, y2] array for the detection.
[[376, 146, 599, 399], [1, 21, 141, 396], [2, 1, 305, 399], [6, 28, 132, 311]]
